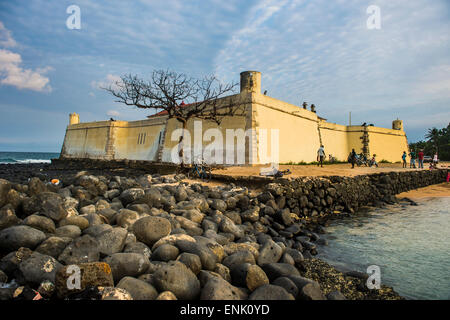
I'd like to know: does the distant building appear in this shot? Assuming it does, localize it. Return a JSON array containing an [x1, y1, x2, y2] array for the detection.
[[60, 71, 409, 164]]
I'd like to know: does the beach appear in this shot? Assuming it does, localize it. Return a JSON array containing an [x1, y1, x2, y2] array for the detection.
[[0, 160, 447, 300]]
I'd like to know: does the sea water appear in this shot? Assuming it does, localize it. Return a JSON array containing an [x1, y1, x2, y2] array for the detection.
[[0, 151, 60, 164], [317, 197, 450, 300]]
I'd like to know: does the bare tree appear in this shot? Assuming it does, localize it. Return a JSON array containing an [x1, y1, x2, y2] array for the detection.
[[103, 70, 246, 165]]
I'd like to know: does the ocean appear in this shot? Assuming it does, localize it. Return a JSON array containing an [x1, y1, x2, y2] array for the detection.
[[317, 197, 450, 300], [0, 151, 60, 164]]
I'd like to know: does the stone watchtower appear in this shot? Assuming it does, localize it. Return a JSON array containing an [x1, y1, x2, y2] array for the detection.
[[240, 71, 261, 94], [392, 119, 403, 130], [69, 113, 80, 125]]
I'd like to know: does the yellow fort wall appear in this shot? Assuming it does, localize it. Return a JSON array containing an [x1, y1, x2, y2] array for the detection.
[[60, 71, 409, 165], [252, 94, 320, 164]]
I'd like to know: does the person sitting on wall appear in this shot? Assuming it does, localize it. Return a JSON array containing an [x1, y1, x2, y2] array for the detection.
[[317, 145, 325, 167]]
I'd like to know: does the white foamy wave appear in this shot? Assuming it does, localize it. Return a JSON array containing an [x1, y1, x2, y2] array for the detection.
[[15, 159, 52, 164]]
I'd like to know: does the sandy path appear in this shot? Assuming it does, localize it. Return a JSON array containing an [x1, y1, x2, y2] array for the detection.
[[211, 162, 450, 178]]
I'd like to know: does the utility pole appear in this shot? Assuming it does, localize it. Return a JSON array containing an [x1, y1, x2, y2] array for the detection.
[[349, 111, 352, 126]]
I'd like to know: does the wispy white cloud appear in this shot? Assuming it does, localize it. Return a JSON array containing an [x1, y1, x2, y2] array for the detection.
[[0, 49, 52, 92], [0, 21, 52, 92], [91, 74, 122, 91], [0, 21, 17, 47], [106, 110, 120, 117], [214, 0, 450, 131]]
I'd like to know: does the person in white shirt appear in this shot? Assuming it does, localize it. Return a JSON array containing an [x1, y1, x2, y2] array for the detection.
[[317, 145, 325, 167]]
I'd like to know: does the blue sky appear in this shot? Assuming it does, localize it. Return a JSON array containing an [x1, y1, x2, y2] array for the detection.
[[0, 0, 449, 152]]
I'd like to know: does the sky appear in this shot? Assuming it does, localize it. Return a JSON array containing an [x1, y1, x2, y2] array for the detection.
[[0, 0, 449, 152]]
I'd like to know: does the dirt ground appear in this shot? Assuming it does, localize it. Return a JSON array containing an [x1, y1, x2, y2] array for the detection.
[[396, 182, 450, 199], [211, 162, 450, 178]]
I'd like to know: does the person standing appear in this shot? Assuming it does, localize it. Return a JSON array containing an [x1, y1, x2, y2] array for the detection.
[[409, 150, 416, 168], [433, 153, 439, 167], [402, 151, 407, 168], [317, 145, 325, 167], [418, 149, 424, 169], [350, 149, 357, 169]]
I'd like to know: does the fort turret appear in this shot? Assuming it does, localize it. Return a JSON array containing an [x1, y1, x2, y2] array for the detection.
[[392, 119, 403, 130], [240, 71, 261, 94], [69, 113, 80, 125]]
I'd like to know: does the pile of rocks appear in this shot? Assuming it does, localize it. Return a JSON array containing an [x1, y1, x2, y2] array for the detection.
[[0, 172, 402, 300]]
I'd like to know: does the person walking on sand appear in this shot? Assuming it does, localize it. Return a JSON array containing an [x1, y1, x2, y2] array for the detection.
[[409, 150, 416, 168], [418, 149, 424, 169], [350, 149, 357, 169], [317, 145, 325, 167], [402, 151, 407, 168]]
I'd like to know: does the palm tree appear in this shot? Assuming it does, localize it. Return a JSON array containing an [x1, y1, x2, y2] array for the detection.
[[425, 127, 440, 154]]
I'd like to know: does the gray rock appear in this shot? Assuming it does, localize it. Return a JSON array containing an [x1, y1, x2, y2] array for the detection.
[[174, 240, 217, 271], [123, 242, 152, 259], [213, 263, 231, 283], [327, 290, 346, 300], [95, 227, 128, 256], [117, 276, 158, 300], [176, 252, 202, 275], [241, 207, 260, 223], [0, 225, 46, 251], [153, 261, 200, 300], [248, 284, 295, 300], [223, 250, 256, 270], [55, 225, 82, 238], [261, 263, 300, 281], [0, 205, 20, 230], [103, 253, 150, 283], [35, 236, 72, 258], [120, 188, 145, 206], [115, 209, 139, 229], [151, 244, 179, 262], [210, 199, 227, 212], [132, 216, 171, 246], [0, 269, 7, 283], [83, 224, 113, 237], [272, 277, 299, 298], [18, 252, 63, 286], [58, 216, 90, 230], [37, 192, 68, 222], [0, 247, 33, 276], [285, 248, 304, 265], [257, 239, 283, 265], [97, 208, 117, 224], [230, 263, 269, 291], [280, 252, 295, 265], [27, 177, 44, 196], [219, 216, 244, 239], [287, 275, 326, 300], [200, 277, 243, 300], [58, 234, 100, 265]]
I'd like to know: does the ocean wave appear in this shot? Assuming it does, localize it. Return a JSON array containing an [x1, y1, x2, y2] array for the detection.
[[0, 159, 51, 164]]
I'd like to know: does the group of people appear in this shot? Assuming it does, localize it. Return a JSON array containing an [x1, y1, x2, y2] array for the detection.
[[316, 145, 378, 169], [402, 150, 438, 169]]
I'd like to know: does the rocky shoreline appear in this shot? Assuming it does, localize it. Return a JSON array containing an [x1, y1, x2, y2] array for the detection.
[[0, 163, 446, 300]]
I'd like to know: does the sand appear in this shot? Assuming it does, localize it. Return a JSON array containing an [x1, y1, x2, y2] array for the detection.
[[211, 162, 450, 178], [396, 183, 450, 200]]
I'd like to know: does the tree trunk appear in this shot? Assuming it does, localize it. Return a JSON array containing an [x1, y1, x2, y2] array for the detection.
[[178, 119, 187, 168]]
